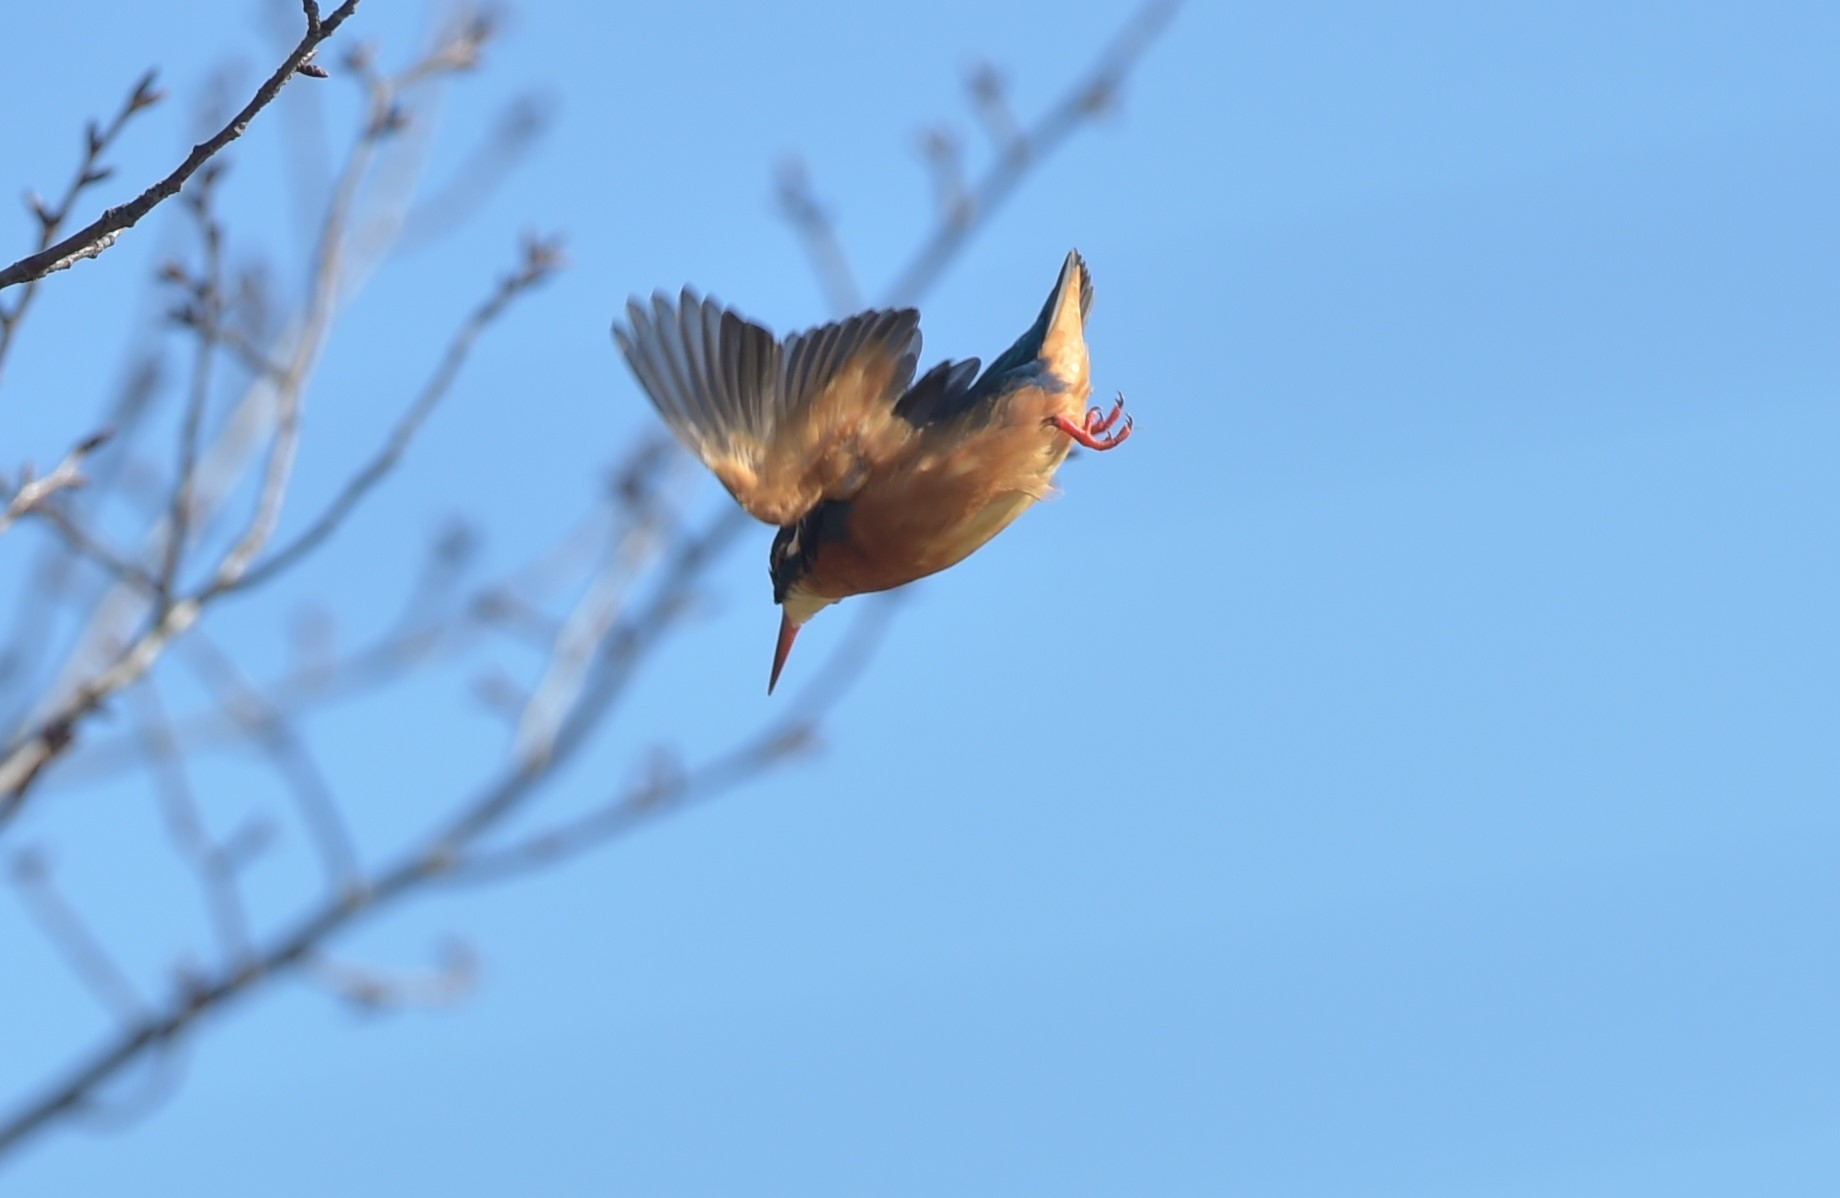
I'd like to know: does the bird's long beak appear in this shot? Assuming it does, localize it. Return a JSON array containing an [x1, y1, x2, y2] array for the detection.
[[768, 611, 800, 695]]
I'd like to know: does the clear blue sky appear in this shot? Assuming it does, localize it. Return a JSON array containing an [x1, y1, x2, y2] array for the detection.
[[2, 0, 1836, 1193]]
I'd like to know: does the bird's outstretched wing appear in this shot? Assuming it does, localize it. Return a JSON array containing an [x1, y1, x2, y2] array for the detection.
[[614, 292, 922, 527]]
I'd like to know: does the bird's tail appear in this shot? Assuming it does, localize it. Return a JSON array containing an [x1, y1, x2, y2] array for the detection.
[[1036, 249, 1092, 388], [972, 249, 1093, 394]]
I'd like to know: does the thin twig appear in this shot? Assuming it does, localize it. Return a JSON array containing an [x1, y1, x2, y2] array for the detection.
[[0, 505, 746, 1157], [52, 500, 622, 786], [129, 684, 257, 966], [0, 431, 113, 537], [157, 170, 230, 603], [450, 595, 897, 885], [304, 940, 477, 1011], [513, 455, 683, 771], [0, 1, 1179, 1159], [10, 850, 146, 1022], [774, 157, 865, 314], [0, 72, 163, 381], [177, 635, 362, 897], [0, 0, 360, 292], [26, 502, 162, 594], [0, 26, 460, 823], [883, 0, 1182, 306], [230, 235, 564, 595]]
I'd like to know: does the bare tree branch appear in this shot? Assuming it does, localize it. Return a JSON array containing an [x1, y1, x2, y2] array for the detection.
[[156, 169, 230, 599], [0, 21, 513, 827], [450, 595, 898, 885], [774, 156, 865, 314], [175, 635, 362, 898], [0, 0, 1179, 1161], [0, 431, 113, 537], [230, 234, 565, 596], [23, 501, 161, 594], [129, 683, 260, 967], [10, 850, 147, 1023], [883, 0, 1182, 306], [0, 0, 361, 293], [774, 0, 1182, 310], [0, 73, 163, 381], [0, 504, 747, 1157], [304, 940, 478, 1012]]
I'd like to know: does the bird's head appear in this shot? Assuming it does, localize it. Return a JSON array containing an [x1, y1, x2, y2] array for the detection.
[[767, 522, 836, 694]]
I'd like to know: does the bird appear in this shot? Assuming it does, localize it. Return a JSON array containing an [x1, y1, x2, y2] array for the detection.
[[611, 249, 1131, 694]]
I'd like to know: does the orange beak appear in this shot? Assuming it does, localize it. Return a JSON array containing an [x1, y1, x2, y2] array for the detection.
[[768, 611, 800, 695]]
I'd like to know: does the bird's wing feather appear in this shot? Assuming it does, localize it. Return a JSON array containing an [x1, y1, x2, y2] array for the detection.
[[892, 357, 983, 427], [614, 291, 922, 526]]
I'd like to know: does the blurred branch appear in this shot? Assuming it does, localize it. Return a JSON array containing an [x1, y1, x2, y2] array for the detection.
[[24, 500, 162, 594], [0, 505, 750, 1157], [0, 0, 1176, 1163], [0, 0, 360, 295], [50, 495, 627, 787], [10, 850, 146, 1023], [304, 940, 477, 1012], [450, 594, 897, 885], [397, 93, 553, 250], [130, 683, 260, 967], [176, 635, 361, 898], [156, 166, 230, 599], [230, 234, 565, 596], [774, 157, 865, 314], [0, 21, 514, 830], [513, 449, 684, 771], [964, 60, 1025, 155], [0, 357, 163, 718], [773, 0, 1180, 310], [0, 431, 113, 537], [883, 0, 1180, 306]]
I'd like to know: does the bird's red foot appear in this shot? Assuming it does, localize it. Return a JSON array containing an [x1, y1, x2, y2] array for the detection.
[[1086, 394, 1127, 434], [1050, 392, 1134, 450]]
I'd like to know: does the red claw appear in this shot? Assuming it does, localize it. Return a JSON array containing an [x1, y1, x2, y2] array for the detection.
[[1050, 392, 1134, 451], [1085, 394, 1127, 435]]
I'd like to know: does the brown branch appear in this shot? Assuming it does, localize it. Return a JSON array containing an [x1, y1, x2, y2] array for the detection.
[[0, 72, 163, 381], [0, 1, 360, 293]]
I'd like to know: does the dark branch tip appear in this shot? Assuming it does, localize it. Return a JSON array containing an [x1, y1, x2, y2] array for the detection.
[[73, 428, 115, 456], [128, 70, 165, 112]]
